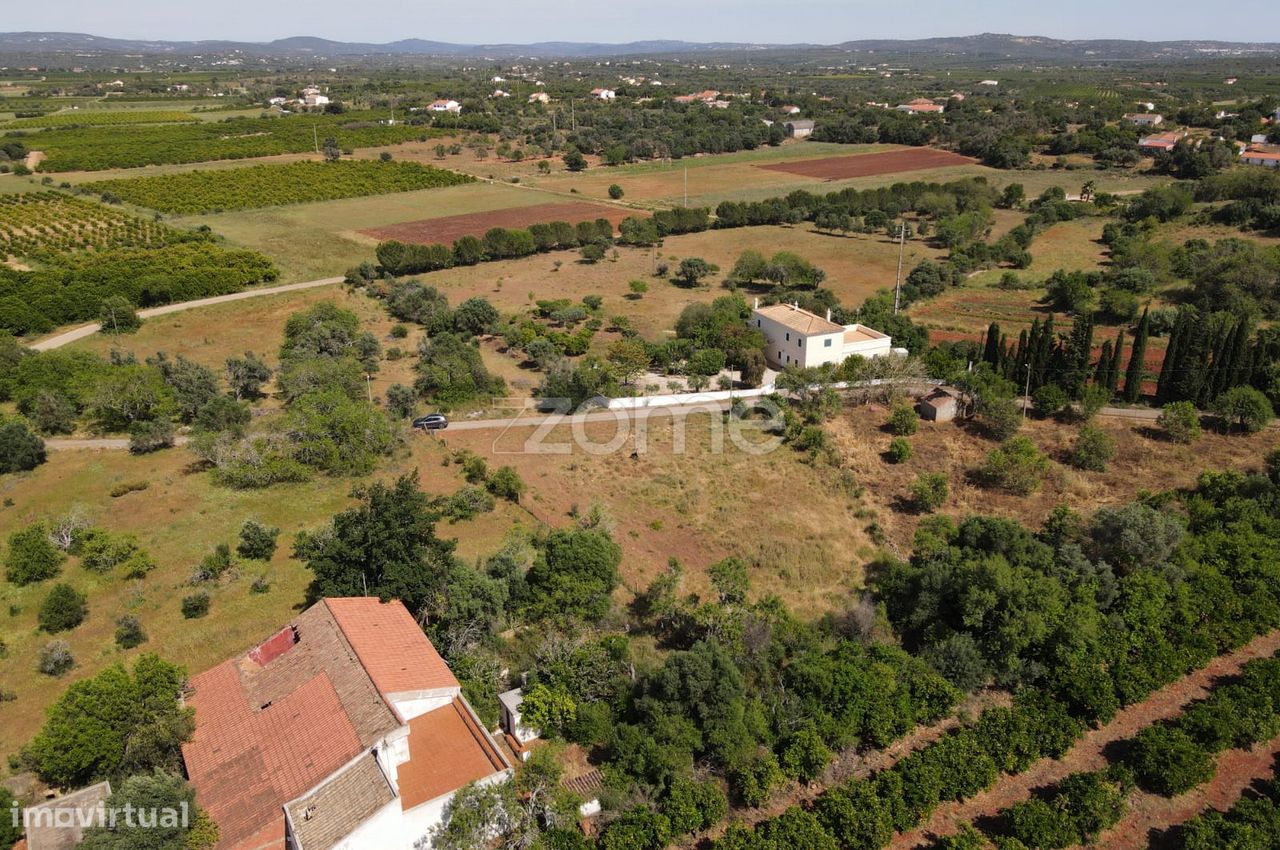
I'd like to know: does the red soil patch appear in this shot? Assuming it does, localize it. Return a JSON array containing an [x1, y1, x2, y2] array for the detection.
[[360, 201, 638, 245], [757, 148, 977, 180], [1096, 738, 1280, 850], [889, 628, 1280, 849]]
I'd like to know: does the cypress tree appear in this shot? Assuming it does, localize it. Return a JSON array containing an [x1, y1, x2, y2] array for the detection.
[[983, 322, 1001, 367], [1123, 308, 1149, 403], [1108, 332, 1125, 394], [1156, 311, 1186, 403], [1094, 340, 1113, 388]]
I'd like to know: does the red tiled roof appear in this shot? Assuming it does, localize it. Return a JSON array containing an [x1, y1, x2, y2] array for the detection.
[[324, 598, 458, 696], [398, 698, 509, 811], [184, 667, 366, 850]]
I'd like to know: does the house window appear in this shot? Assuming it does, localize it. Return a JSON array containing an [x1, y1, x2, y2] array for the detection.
[[798, 338, 803, 347], [756, 319, 761, 327], [824, 339, 833, 347], [785, 332, 790, 341]]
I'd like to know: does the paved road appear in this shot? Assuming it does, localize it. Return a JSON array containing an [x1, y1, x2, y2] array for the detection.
[[29, 276, 346, 352]]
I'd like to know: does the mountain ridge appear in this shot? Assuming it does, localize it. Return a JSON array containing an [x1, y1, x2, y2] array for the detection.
[[1, 31, 1278, 60]]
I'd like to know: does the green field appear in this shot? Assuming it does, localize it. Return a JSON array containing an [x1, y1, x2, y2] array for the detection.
[[12, 111, 444, 172], [0, 110, 201, 129], [82, 159, 476, 214]]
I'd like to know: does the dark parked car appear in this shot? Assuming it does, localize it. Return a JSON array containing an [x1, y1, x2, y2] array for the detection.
[[412, 413, 449, 431]]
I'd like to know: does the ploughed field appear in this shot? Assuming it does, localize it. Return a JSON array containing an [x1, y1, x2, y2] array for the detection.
[[757, 147, 977, 180], [360, 200, 639, 244]]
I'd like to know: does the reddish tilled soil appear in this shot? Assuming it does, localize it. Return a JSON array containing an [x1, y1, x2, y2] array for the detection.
[[359, 201, 639, 245], [1094, 739, 1280, 849], [757, 148, 977, 180], [889, 629, 1280, 849]]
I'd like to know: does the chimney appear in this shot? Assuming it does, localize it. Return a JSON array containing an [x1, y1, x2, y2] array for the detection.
[[826, 309, 832, 322], [753, 297, 759, 309]]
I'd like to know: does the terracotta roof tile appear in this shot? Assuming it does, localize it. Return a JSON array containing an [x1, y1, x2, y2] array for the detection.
[[324, 598, 458, 696], [755, 303, 843, 336], [398, 698, 509, 811]]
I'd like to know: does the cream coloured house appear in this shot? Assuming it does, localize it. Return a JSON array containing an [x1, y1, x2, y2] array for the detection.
[[751, 302, 893, 369]]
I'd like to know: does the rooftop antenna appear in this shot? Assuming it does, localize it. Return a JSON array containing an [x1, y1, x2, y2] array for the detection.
[[892, 220, 906, 315]]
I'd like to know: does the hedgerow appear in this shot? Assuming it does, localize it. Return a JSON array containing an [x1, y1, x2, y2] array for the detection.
[[83, 160, 475, 214], [0, 193, 276, 335], [27, 111, 443, 172], [1, 110, 200, 129]]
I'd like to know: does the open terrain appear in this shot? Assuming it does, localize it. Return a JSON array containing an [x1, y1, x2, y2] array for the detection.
[[757, 147, 978, 180], [361, 199, 637, 245]]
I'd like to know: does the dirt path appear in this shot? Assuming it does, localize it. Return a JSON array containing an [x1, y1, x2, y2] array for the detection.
[[888, 629, 1280, 849], [1093, 738, 1280, 849], [28, 275, 345, 351], [681, 691, 1011, 847], [24, 150, 45, 171]]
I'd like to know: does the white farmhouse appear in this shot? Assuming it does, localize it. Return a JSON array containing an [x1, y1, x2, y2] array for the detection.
[[429, 99, 462, 113], [751, 302, 894, 369]]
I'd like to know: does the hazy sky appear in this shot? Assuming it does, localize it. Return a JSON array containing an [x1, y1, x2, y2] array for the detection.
[[9, 0, 1276, 43]]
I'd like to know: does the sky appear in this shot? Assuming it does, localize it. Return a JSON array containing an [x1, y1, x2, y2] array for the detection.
[[7, 0, 1277, 44]]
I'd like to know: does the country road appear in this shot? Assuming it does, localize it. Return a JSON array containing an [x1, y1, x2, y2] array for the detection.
[[29, 276, 347, 352], [44, 399, 747, 451]]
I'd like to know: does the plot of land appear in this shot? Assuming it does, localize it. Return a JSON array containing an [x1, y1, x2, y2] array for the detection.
[[361, 200, 638, 245], [758, 148, 978, 180]]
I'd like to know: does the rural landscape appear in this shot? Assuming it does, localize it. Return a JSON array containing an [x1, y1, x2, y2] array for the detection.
[[0, 13, 1279, 850]]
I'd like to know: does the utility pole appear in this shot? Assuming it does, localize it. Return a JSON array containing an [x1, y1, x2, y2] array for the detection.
[[312, 124, 319, 155], [570, 99, 576, 133], [892, 220, 906, 314], [366, 373, 373, 404], [683, 166, 688, 207], [1023, 363, 1032, 418]]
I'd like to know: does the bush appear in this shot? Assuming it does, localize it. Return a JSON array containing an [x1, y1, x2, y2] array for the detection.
[[0, 416, 47, 473], [1125, 725, 1215, 797], [909, 473, 950, 513], [1214, 386, 1274, 433], [980, 395, 1024, 440], [115, 615, 148, 648], [1032, 384, 1068, 418], [109, 480, 149, 497], [181, 592, 211, 619], [5, 522, 64, 585], [608, 184, 624, 200], [729, 752, 784, 808], [980, 436, 1051, 495], [887, 437, 913, 464], [888, 404, 920, 436], [80, 531, 150, 575], [97, 295, 142, 334], [38, 639, 75, 676], [1070, 425, 1115, 472], [487, 466, 526, 502], [236, 520, 280, 561], [1157, 401, 1201, 444], [128, 418, 176, 453], [38, 584, 88, 633]]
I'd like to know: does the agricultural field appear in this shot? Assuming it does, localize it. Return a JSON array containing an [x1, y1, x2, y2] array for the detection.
[[0, 109, 201, 129], [361, 199, 635, 245], [0, 190, 276, 335], [80, 159, 476, 214], [11, 111, 442, 172], [756, 147, 977, 179], [0, 191, 180, 259]]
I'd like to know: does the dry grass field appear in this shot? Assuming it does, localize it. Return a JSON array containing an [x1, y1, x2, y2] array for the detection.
[[0, 438, 533, 763]]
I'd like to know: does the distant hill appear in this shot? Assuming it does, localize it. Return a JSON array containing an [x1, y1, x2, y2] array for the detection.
[[0, 31, 1278, 61]]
